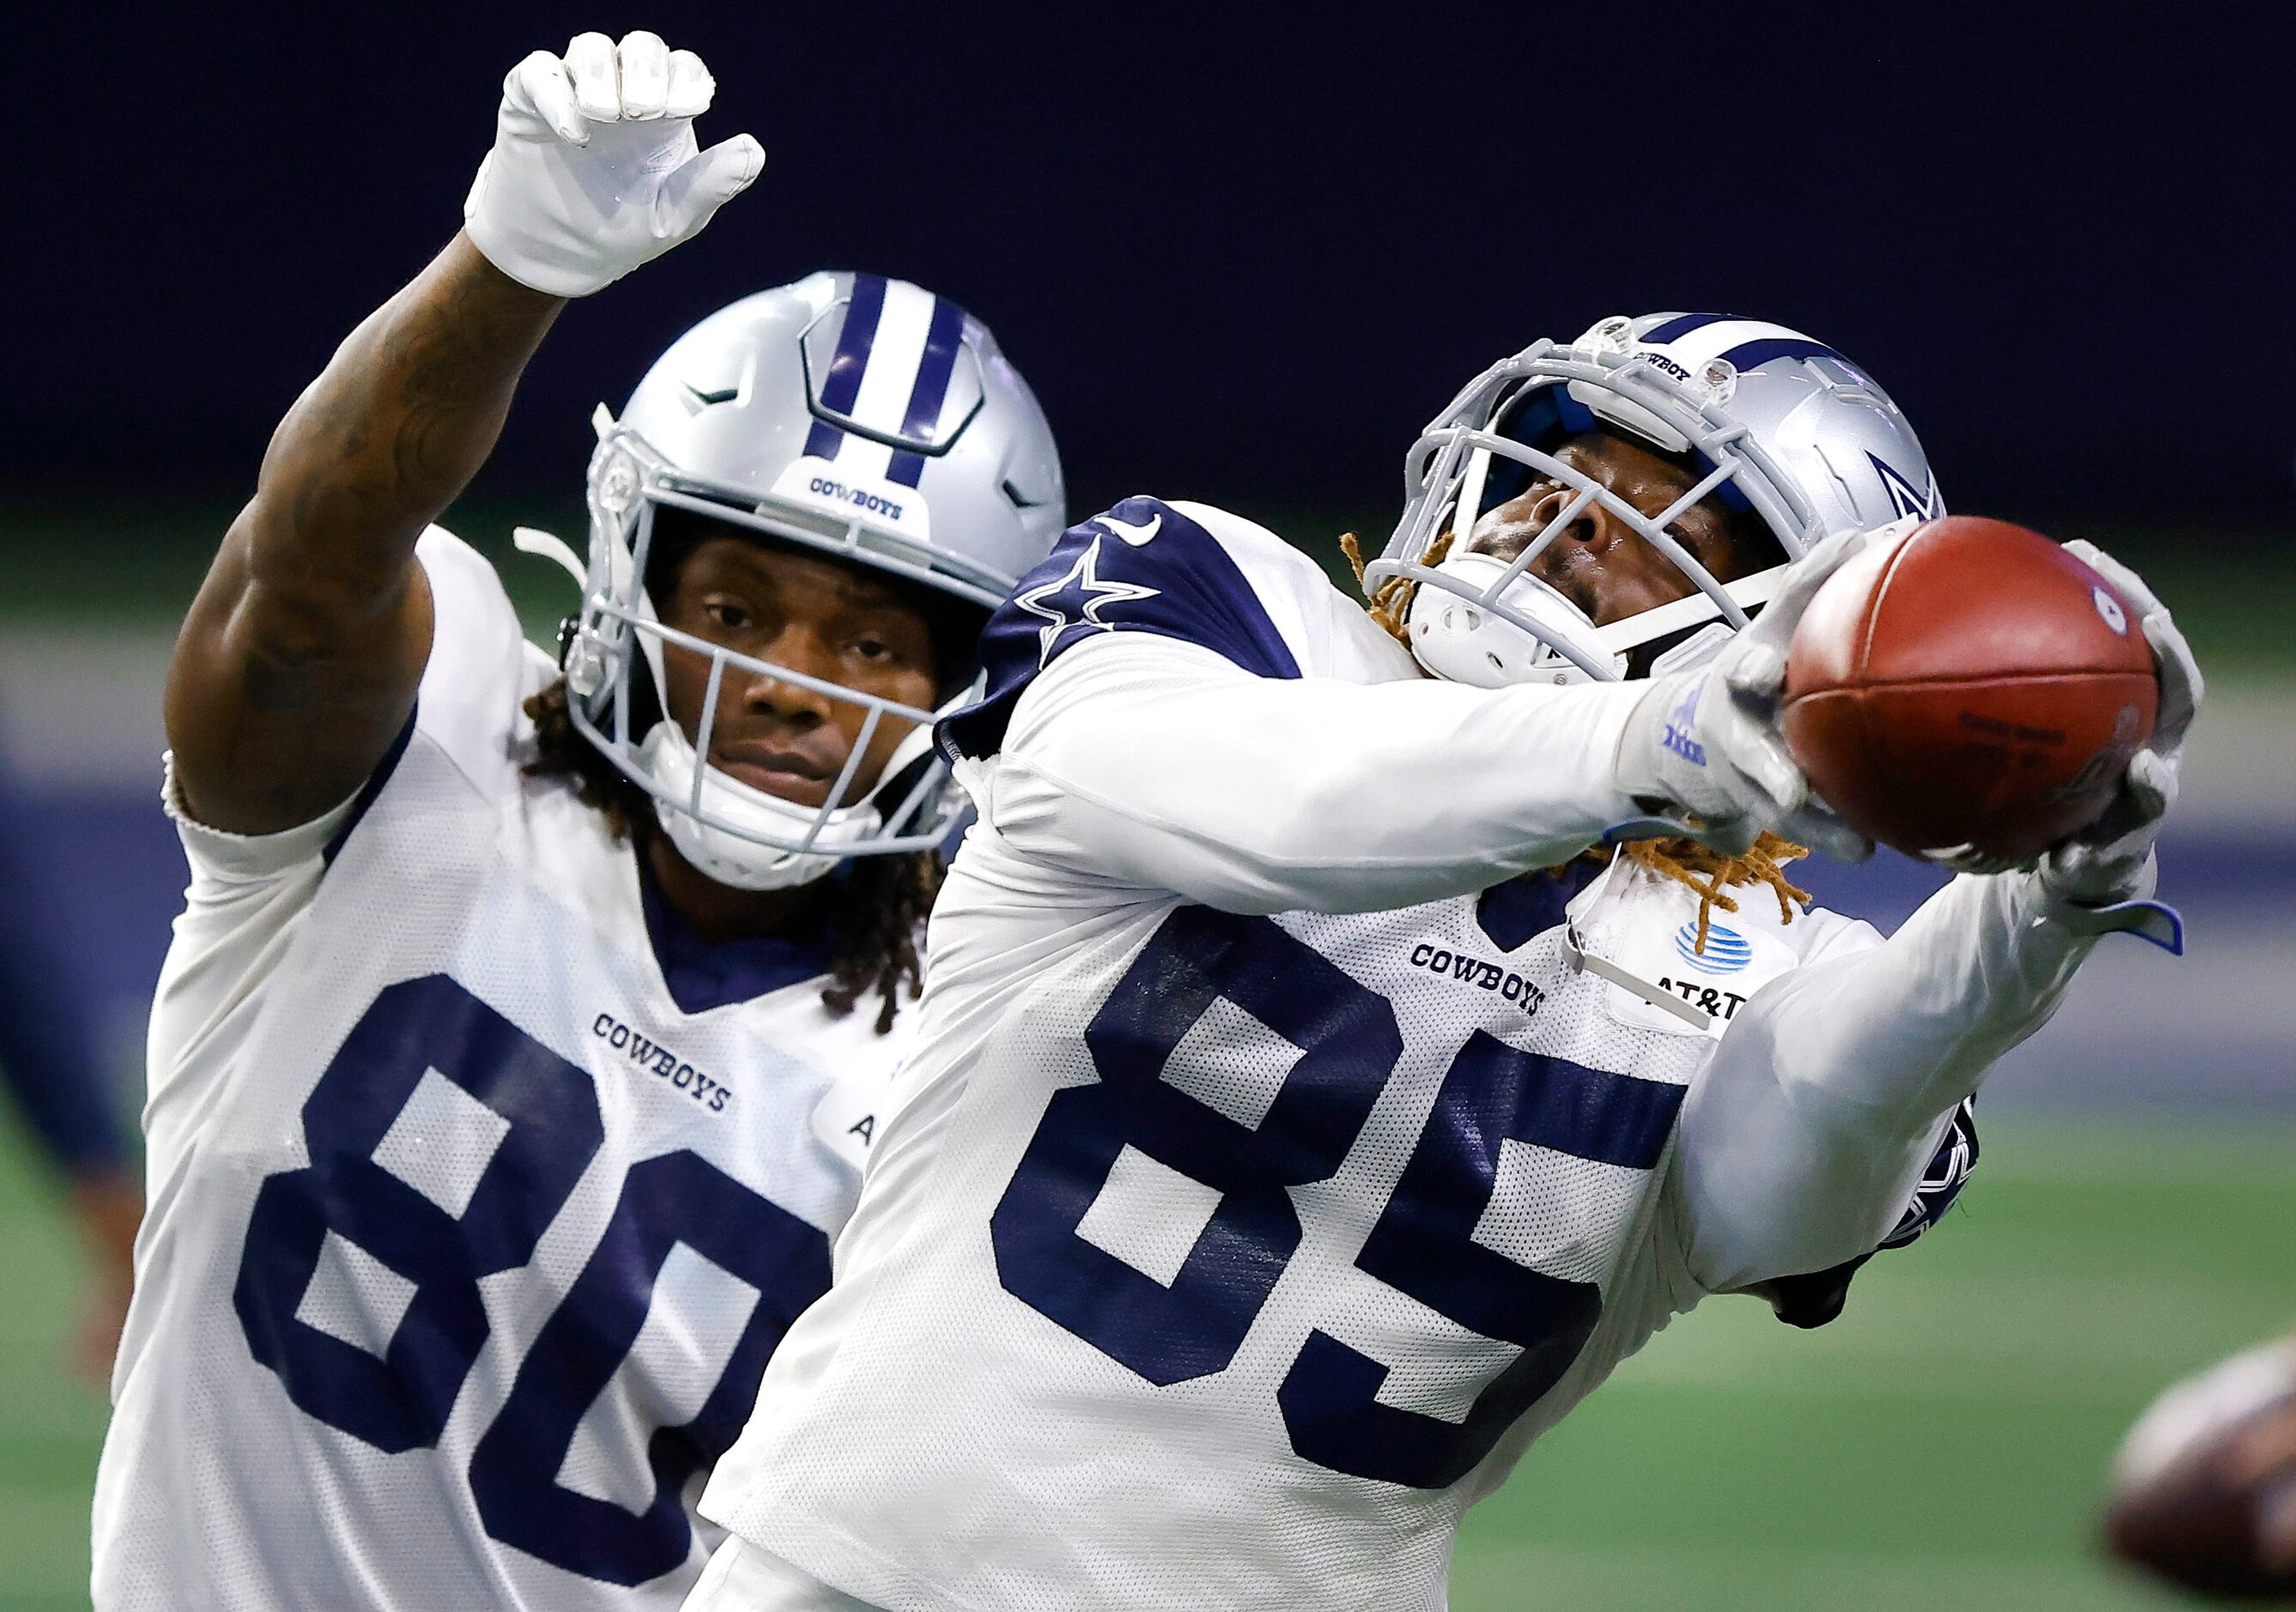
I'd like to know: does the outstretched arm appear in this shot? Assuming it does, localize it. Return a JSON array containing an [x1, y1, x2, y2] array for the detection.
[[1675, 870, 2094, 1289], [989, 631, 1646, 913], [1676, 543, 2200, 1290], [969, 517, 1884, 914], [166, 239, 559, 833], [166, 31, 760, 834]]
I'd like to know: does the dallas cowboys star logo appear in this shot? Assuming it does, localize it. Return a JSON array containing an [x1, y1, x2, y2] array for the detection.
[[1012, 536, 1161, 666], [1868, 451, 1942, 521]]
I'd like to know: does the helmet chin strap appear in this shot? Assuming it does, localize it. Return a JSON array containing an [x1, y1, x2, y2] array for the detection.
[[639, 721, 882, 892], [637, 716, 945, 893]]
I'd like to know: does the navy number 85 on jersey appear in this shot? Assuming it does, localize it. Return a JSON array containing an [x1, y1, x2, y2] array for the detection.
[[991, 905, 1684, 1489]]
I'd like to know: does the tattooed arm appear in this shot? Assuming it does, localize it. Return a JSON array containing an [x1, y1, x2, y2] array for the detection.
[[164, 233, 563, 833], [167, 33, 759, 833]]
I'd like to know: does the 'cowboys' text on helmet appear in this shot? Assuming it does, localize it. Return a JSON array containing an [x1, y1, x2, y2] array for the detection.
[[557, 271, 1065, 888]]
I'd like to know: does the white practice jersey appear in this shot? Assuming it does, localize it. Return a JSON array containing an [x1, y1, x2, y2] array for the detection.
[[94, 530, 906, 1612], [702, 500, 2063, 1611]]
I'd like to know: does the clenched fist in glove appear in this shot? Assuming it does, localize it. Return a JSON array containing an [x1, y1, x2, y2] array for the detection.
[[463, 32, 763, 298]]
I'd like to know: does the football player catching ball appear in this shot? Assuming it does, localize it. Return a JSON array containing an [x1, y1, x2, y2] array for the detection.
[[92, 32, 1063, 1612], [683, 317, 2198, 1610]]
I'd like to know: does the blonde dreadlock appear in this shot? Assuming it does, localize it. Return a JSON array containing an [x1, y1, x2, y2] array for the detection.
[[1341, 528, 1452, 645], [1339, 530, 1813, 951], [1618, 833, 1810, 952]]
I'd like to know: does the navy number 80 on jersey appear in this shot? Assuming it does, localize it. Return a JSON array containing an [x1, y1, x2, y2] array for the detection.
[[233, 974, 833, 1586]]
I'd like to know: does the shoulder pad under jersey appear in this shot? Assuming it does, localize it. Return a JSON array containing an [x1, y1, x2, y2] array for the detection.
[[937, 497, 1303, 761]]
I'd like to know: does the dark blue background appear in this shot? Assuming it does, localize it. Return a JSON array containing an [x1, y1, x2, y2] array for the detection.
[[10, 3, 2293, 527]]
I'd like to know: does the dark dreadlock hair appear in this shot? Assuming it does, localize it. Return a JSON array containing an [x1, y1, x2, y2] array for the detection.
[[523, 678, 937, 1033], [1340, 530, 1811, 948]]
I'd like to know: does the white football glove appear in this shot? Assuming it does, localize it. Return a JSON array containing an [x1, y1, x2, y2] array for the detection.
[[2033, 542, 2202, 907], [463, 32, 763, 298], [1613, 527, 1875, 861]]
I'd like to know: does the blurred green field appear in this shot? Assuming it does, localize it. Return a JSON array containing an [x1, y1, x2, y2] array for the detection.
[[1454, 1118, 2296, 1612], [4, 1114, 2289, 1609]]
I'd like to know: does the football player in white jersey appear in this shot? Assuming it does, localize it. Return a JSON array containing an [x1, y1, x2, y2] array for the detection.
[[687, 316, 2199, 1611], [91, 32, 1063, 1612]]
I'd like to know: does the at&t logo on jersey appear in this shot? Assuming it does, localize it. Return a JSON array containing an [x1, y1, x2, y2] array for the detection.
[[1662, 920, 1755, 1021], [1673, 921, 1753, 974], [1652, 975, 1754, 1023]]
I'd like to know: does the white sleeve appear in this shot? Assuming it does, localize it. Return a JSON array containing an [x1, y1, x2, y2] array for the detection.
[[161, 524, 533, 888], [973, 630, 1646, 915], [145, 529, 536, 1184], [1674, 870, 2095, 1289]]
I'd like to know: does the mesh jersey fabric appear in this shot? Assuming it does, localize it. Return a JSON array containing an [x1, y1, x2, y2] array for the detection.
[[703, 842, 1881, 1611], [93, 529, 907, 1612], [696, 501, 1972, 1611]]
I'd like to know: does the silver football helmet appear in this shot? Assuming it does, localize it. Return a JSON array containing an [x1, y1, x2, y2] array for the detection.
[[546, 270, 1065, 888], [1368, 312, 1940, 687]]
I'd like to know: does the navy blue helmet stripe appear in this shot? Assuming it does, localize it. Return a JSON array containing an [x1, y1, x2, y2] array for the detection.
[[804, 274, 890, 462], [1717, 336, 1848, 370], [887, 296, 968, 488], [818, 274, 887, 414], [899, 298, 967, 440], [1639, 312, 1737, 344]]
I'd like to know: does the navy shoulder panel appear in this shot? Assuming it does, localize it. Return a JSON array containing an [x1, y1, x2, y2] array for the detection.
[[938, 497, 1300, 761]]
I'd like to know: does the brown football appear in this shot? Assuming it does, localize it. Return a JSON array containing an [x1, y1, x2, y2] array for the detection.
[[1781, 517, 2156, 861], [2099, 1338, 2296, 1601]]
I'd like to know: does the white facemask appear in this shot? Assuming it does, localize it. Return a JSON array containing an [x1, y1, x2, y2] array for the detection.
[[1402, 547, 1807, 689], [637, 720, 893, 891]]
